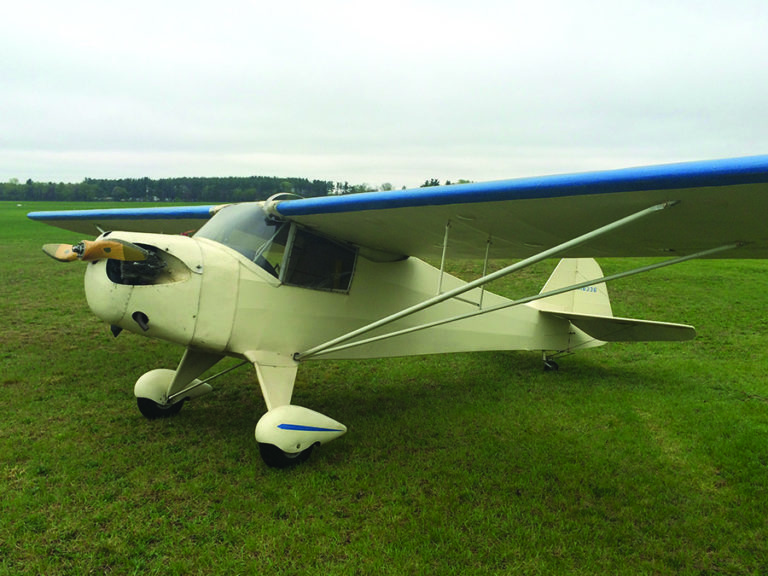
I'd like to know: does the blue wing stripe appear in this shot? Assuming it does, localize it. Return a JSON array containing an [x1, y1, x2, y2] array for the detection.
[[27, 205, 217, 222], [275, 155, 768, 217]]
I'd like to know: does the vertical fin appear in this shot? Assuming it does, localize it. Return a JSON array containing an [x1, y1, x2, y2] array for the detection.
[[532, 258, 613, 317]]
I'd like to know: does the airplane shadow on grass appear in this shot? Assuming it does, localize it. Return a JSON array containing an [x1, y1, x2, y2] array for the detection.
[[154, 349, 692, 467]]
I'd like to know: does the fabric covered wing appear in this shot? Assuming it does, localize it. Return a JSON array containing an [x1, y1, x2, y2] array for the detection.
[[27, 205, 221, 236], [273, 156, 768, 260]]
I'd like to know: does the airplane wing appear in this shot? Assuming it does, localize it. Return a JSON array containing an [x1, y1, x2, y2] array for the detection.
[[26, 156, 768, 261], [26, 205, 221, 236], [271, 155, 768, 261]]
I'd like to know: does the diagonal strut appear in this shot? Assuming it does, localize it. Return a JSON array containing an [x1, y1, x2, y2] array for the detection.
[[295, 202, 677, 361]]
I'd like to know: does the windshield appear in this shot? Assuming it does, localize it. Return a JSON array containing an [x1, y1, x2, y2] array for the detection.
[[194, 203, 288, 278]]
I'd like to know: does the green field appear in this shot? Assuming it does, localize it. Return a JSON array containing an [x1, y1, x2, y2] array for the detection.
[[2, 201, 768, 575]]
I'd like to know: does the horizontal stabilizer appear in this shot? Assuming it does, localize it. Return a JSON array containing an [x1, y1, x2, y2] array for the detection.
[[539, 310, 696, 342]]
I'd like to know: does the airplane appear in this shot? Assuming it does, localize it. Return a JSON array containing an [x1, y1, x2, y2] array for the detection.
[[27, 155, 768, 467]]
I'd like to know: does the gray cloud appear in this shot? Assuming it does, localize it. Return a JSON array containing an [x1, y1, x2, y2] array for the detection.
[[2, 0, 768, 188]]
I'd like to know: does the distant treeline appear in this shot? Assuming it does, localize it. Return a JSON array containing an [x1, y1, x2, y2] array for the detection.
[[1, 175, 473, 203], [0, 176, 339, 202]]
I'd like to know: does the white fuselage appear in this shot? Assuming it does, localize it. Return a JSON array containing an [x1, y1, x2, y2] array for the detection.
[[84, 231, 584, 362]]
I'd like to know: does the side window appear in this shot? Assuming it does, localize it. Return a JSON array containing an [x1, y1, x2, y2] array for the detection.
[[282, 227, 357, 293]]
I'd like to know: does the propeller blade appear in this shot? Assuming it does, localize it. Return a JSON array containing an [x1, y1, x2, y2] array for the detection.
[[75, 239, 149, 261], [42, 239, 150, 262], [42, 243, 79, 262]]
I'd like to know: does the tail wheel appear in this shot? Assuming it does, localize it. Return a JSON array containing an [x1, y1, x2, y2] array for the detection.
[[543, 359, 559, 372]]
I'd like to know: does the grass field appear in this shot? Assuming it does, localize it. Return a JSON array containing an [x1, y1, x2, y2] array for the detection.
[[2, 201, 768, 575]]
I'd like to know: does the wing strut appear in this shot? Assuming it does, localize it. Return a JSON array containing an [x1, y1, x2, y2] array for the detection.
[[295, 201, 678, 361], [437, 221, 451, 294], [478, 236, 492, 309]]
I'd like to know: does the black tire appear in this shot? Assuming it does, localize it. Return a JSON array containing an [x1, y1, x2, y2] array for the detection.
[[136, 397, 185, 419], [543, 360, 559, 372], [258, 443, 314, 468]]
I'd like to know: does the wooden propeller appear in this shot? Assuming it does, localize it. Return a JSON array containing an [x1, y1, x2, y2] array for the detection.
[[42, 239, 150, 262]]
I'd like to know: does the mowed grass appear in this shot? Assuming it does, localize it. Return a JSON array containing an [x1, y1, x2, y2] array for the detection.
[[2, 201, 768, 575]]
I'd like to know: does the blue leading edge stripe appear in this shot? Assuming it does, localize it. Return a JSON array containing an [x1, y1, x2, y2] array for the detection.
[[274, 155, 768, 217], [27, 205, 217, 222], [277, 423, 344, 433]]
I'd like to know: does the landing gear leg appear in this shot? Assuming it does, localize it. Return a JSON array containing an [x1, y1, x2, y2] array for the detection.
[[246, 351, 346, 468]]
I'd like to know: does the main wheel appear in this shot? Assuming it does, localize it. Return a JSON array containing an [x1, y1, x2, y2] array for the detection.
[[258, 443, 315, 468], [137, 397, 185, 419]]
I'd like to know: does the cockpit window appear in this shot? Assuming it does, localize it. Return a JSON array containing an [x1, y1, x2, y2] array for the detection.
[[282, 227, 357, 293], [194, 203, 288, 278], [194, 202, 357, 291]]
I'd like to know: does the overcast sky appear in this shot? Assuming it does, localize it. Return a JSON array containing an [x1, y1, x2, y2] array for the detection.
[[2, 0, 768, 188]]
